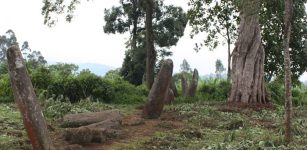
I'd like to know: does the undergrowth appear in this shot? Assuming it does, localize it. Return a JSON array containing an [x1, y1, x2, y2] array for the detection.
[[1, 101, 307, 149], [123, 101, 307, 149]]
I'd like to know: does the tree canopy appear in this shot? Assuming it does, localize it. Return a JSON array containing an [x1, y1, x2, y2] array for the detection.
[[261, 0, 307, 82], [103, 0, 187, 85], [187, 0, 307, 83]]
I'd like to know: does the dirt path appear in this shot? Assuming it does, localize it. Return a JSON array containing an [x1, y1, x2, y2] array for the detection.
[[84, 109, 184, 150], [54, 109, 184, 150]]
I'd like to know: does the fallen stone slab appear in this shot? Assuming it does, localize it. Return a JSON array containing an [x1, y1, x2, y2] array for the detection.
[[61, 110, 122, 128]]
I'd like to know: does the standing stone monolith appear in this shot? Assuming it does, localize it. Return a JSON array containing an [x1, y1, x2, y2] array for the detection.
[[164, 88, 175, 104], [143, 59, 173, 119], [170, 79, 179, 97], [181, 74, 188, 96], [188, 69, 199, 97], [7, 45, 54, 150]]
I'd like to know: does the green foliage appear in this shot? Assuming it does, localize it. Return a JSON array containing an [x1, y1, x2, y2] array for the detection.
[[0, 30, 17, 63], [30, 66, 52, 92], [215, 59, 225, 78], [267, 78, 307, 105], [120, 48, 146, 85], [0, 74, 13, 103], [147, 102, 307, 149], [198, 79, 231, 101], [180, 59, 191, 73], [261, 0, 307, 81], [42, 0, 81, 26], [188, 0, 239, 51], [49, 63, 78, 78], [104, 0, 187, 85], [47, 71, 115, 103], [43, 98, 115, 118], [0, 59, 148, 104], [111, 79, 148, 104], [47, 69, 147, 104], [0, 104, 30, 149], [188, 0, 307, 82]]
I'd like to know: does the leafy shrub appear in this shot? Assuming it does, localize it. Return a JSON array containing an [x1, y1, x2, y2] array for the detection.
[[0, 74, 13, 103], [30, 66, 52, 94], [47, 73, 115, 103], [198, 79, 231, 101], [0, 62, 148, 104], [45, 69, 147, 104], [111, 79, 147, 104], [267, 79, 307, 105], [43, 98, 115, 118], [292, 85, 307, 105]]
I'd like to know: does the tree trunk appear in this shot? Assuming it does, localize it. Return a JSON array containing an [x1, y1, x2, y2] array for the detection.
[[226, 27, 231, 81], [145, 0, 156, 89], [143, 59, 173, 119], [188, 69, 199, 97], [131, 0, 138, 51], [6, 45, 54, 150], [228, 0, 269, 104], [283, 0, 294, 144]]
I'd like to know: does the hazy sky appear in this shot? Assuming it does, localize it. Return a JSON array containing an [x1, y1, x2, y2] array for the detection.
[[0, 0, 306, 80]]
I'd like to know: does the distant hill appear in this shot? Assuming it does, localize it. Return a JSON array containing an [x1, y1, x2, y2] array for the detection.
[[77, 63, 114, 76]]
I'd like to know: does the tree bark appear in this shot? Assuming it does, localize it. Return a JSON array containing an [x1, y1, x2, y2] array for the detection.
[[283, 0, 293, 144], [188, 69, 199, 97], [143, 59, 173, 119], [131, 0, 138, 51], [6, 45, 54, 150], [226, 27, 231, 81], [145, 0, 156, 89], [228, 0, 269, 105]]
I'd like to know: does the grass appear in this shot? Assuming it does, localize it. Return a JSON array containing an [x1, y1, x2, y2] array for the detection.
[[0, 104, 31, 150], [1, 101, 307, 149], [121, 101, 307, 149]]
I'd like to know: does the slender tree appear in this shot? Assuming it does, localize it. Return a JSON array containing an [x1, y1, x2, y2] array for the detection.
[[215, 59, 225, 79], [283, 0, 294, 144], [188, 0, 239, 80], [145, 0, 155, 89], [0, 30, 17, 63], [261, 0, 307, 83], [228, 0, 269, 104]]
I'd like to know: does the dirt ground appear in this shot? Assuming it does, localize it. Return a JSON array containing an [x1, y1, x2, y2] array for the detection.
[[52, 109, 185, 150]]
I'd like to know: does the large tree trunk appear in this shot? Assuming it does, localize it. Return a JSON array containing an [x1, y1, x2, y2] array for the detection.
[[7, 45, 54, 150], [283, 0, 294, 144], [143, 59, 173, 119], [145, 0, 156, 89], [228, 0, 269, 104]]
